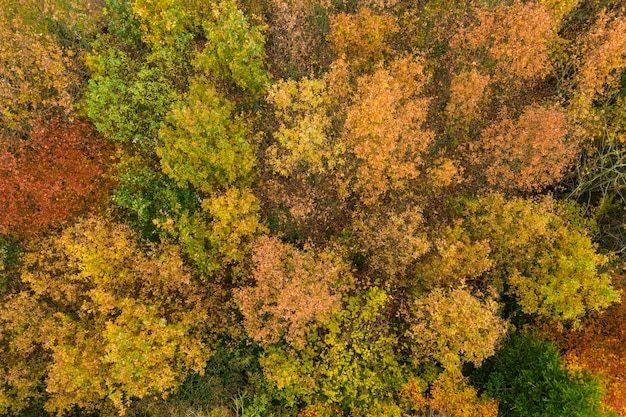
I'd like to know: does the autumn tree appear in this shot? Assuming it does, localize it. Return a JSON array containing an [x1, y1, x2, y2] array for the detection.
[[562, 10, 626, 224], [266, 64, 349, 179], [111, 153, 199, 241], [546, 271, 626, 415], [408, 287, 507, 371], [264, 60, 353, 240], [257, 287, 407, 416], [85, 0, 203, 149], [131, 0, 207, 47], [445, 68, 491, 127], [262, 0, 334, 78], [0, 292, 50, 414], [0, 217, 222, 414], [415, 223, 493, 291], [569, 12, 626, 118], [348, 205, 430, 279], [402, 370, 499, 417], [564, 317, 626, 416], [450, 1, 557, 87], [0, 117, 113, 236], [155, 76, 263, 275], [265, 55, 459, 242], [90, 0, 268, 279], [113, 154, 260, 277], [434, 1, 582, 195], [343, 57, 437, 203], [236, 236, 352, 350], [467, 104, 576, 192], [329, 8, 398, 71], [0, 0, 102, 130], [538, 0, 579, 22], [451, 193, 619, 326]]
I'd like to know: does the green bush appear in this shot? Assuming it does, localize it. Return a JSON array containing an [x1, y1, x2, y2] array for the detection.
[[471, 333, 607, 417]]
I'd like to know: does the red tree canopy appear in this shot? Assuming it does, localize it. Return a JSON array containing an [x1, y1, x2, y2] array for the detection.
[[0, 118, 113, 235]]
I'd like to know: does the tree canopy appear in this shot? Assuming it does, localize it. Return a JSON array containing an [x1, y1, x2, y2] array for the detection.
[[1, 0, 626, 416]]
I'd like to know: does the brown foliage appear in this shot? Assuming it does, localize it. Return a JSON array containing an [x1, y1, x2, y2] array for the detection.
[[264, 0, 334, 77], [264, 61, 354, 240], [235, 236, 352, 349], [469, 104, 575, 192], [556, 272, 626, 415], [417, 224, 493, 290], [571, 12, 626, 116], [0, 118, 113, 236], [452, 1, 556, 86], [344, 57, 434, 203], [329, 8, 397, 71], [446, 68, 491, 125], [349, 206, 430, 279], [264, 0, 401, 78]]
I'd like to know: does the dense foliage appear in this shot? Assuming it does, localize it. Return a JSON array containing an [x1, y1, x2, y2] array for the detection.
[[1, 0, 626, 416], [472, 334, 605, 417]]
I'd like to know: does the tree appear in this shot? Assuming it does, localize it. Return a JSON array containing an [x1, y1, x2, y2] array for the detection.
[[262, 0, 334, 78], [402, 370, 499, 417], [0, 117, 113, 236], [453, 193, 620, 326], [111, 153, 200, 241], [348, 205, 430, 279], [468, 104, 576, 192], [548, 271, 626, 415], [329, 8, 397, 71], [451, 1, 557, 87], [258, 287, 407, 416], [132, 0, 207, 47], [343, 57, 435, 203], [85, 0, 196, 148], [471, 333, 606, 417], [155, 75, 263, 276], [266, 69, 348, 179], [2, 217, 221, 414], [570, 12, 626, 117], [265, 55, 455, 236], [157, 76, 257, 193], [235, 236, 352, 350], [415, 223, 493, 291], [85, 39, 182, 147], [0, 292, 50, 414], [263, 60, 354, 240], [409, 287, 507, 371], [196, 0, 270, 95], [446, 68, 491, 126], [0, 0, 101, 130]]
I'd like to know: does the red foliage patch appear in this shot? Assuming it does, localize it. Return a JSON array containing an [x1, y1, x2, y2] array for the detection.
[[0, 117, 114, 235]]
